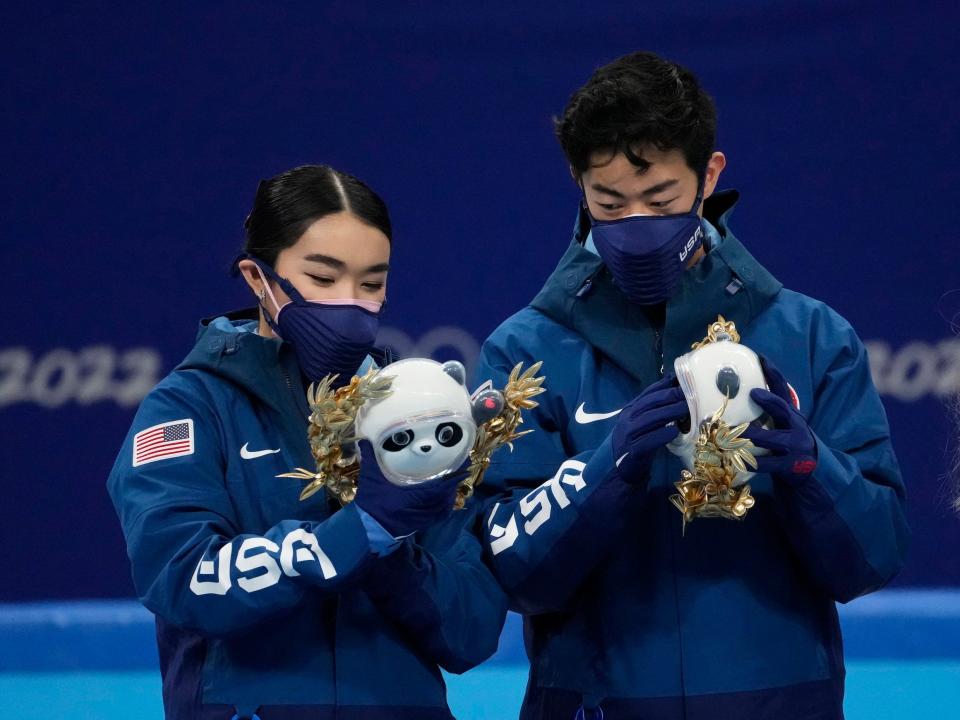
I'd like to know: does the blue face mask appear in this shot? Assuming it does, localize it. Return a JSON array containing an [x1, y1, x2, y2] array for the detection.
[[245, 257, 383, 386], [587, 175, 706, 306]]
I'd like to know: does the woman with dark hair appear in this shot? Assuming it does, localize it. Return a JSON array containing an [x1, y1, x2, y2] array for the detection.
[[108, 165, 507, 720]]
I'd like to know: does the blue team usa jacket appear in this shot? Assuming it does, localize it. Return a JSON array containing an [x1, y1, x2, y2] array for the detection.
[[107, 312, 507, 720], [475, 190, 909, 720]]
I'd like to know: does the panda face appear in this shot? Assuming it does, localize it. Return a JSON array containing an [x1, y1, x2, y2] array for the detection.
[[383, 422, 464, 453], [356, 358, 479, 485], [375, 415, 471, 484]]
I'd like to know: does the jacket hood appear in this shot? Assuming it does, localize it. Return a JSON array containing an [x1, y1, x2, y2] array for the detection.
[[175, 307, 302, 414], [530, 190, 783, 381]]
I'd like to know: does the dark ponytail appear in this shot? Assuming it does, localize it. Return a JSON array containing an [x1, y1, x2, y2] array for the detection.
[[243, 165, 392, 267]]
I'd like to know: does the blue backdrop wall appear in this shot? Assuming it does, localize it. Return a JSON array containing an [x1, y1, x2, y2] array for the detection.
[[3, 0, 957, 600]]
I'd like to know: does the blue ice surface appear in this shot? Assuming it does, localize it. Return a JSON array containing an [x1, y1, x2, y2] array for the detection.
[[4, 590, 960, 671], [2, 591, 960, 716], [1, 662, 959, 719]]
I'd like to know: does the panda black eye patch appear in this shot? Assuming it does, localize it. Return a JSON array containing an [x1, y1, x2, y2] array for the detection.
[[435, 422, 463, 447], [382, 430, 415, 452]]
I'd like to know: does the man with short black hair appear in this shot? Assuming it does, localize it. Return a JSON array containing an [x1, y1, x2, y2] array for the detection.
[[476, 51, 909, 720]]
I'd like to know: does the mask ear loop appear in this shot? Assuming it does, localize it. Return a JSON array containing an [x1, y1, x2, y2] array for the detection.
[[245, 260, 288, 338], [577, 179, 598, 224], [576, 180, 602, 250], [252, 259, 307, 304], [690, 171, 707, 215], [252, 264, 283, 315]]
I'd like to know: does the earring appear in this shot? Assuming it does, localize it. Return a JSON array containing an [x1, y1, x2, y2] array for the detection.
[[257, 289, 266, 301]]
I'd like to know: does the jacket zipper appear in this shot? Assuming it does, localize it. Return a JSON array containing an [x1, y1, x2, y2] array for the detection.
[[655, 328, 665, 377], [282, 370, 298, 411], [281, 369, 311, 422]]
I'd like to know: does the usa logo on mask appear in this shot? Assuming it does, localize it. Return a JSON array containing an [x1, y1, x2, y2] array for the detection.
[[679, 226, 703, 262]]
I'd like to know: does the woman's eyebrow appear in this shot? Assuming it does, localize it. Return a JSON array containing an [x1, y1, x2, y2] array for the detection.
[[303, 253, 346, 270], [303, 254, 389, 274]]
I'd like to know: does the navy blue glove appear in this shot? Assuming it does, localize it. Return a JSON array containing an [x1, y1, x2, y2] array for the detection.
[[353, 439, 464, 537], [741, 356, 818, 485], [612, 374, 689, 483]]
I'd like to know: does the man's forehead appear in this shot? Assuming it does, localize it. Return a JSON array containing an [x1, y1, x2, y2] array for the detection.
[[584, 150, 692, 194], [587, 145, 685, 170], [588, 147, 645, 172]]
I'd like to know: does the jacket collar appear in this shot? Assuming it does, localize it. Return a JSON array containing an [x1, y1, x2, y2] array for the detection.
[[531, 190, 782, 383], [176, 307, 307, 417]]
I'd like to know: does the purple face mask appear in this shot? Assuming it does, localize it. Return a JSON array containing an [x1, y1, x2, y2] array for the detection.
[[248, 258, 382, 385], [587, 175, 706, 306]]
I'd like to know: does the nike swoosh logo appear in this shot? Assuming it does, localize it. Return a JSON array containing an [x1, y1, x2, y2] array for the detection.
[[574, 403, 622, 424], [240, 443, 281, 460]]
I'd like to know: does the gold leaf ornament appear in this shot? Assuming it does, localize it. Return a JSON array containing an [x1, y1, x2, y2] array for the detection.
[[457, 361, 546, 510], [669, 317, 760, 531], [689, 314, 741, 350], [277, 368, 394, 504]]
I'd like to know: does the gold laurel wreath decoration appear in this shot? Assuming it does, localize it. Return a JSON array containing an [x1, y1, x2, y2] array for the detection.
[[690, 314, 740, 350], [457, 361, 546, 510], [279, 361, 545, 512], [277, 367, 393, 504], [669, 316, 758, 531], [669, 396, 758, 532]]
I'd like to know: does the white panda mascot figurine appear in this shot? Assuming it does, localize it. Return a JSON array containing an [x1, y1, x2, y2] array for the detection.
[[667, 330, 769, 486], [356, 358, 503, 486]]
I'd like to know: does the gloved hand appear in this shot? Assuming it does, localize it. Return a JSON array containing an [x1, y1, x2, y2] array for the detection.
[[353, 440, 464, 537], [741, 355, 818, 485], [612, 373, 689, 483]]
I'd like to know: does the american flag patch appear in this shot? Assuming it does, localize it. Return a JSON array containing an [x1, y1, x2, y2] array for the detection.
[[132, 419, 195, 467]]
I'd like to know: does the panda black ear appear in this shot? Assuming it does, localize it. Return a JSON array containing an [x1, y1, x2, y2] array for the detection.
[[472, 388, 504, 425], [442, 360, 467, 386]]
